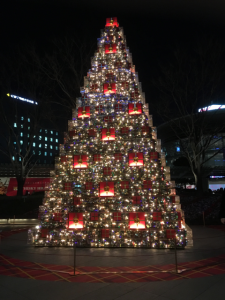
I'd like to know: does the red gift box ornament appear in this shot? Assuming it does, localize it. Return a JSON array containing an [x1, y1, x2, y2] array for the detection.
[[102, 128, 115, 141], [121, 127, 129, 135], [143, 180, 152, 189], [64, 182, 72, 191], [166, 229, 176, 239], [73, 197, 81, 205], [113, 212, 121, 221], [91, 212, 99, 221], [128, 152, 144, 167], [93, 154, 102, 162], [101, 229, 110, 238], [68, 212, 83, 229], [69, 130, 76, 138], [114, 153, 123, 161], [103, 83, 116, 94], [104, 116, 113, 123], [128, 103, 142, 115], [132, 196, 141, 205], [105, 44, 117, 54], [115, 103, 123, 111], [53, 213, 63, 222], [40, 228, 49, 238], [106, 17, 119, 27], [61, 156, 67, 163], [88, 129, 96, 137], [99, 182, 114, 197], [129, 212, 145, 229], [96, 105, 103, 114], [121, 181, 129, 189], [74, 155, 88, 169], [150, 152, 159, 160], [103, 167, 112, 176], [78, 106, 90, 119], [153, 212, 162, 221], [85, 182, 93, 190], [141, 126, 150, 135]]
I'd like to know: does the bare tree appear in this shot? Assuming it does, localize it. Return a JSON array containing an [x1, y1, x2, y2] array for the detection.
[[151, 35, 225, 193]]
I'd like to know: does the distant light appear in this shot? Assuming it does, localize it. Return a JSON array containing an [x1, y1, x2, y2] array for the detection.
[[198, 105, 225, 112], [7, 93, 38, 105], [210, 176, 225, 178], [176, 147, 180, 152]]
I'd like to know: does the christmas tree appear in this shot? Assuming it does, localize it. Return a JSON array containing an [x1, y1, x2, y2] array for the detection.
[[30, 17, 191, 248]]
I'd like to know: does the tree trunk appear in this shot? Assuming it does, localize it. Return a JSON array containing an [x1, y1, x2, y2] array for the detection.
[[16, 177, 26, 197], [193, 165, 204, 195]]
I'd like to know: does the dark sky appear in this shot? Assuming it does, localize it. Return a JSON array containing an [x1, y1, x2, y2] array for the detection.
[[1, 0, 225, 125]]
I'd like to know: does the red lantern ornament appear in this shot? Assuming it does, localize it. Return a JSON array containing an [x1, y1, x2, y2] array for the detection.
[[53, 213, 63, 222], [143, 180, 152, 189], [40, 228, 49, 238], [105, 44, 117, 54], [128, 103, 142, 115], [121, 127, 129, 135], [64, 182, 72, 191], [104, 116, 113, 123], [78, 106, 90, 119], [113, 212, 121, 221], [166, 229, 176, 239], [103, 83, 116, 94], [60, 156, 67, 163], [105, 17, 119, 27], [85, 182, 93, 190], [99, 182, 114, 197], [88, 129, 97, 137], [74, 155, 88, 169], [101, 229, 110, 238], [73, 197, 81, 205], [69, 130, 76, 138], [101, 128, 115, 141], [93, 154, 102, 162], [114, 153, 123, 161], [68, 212, 83, 229], [132, 196, 141, 205], [150, 152, 159, 160], [114, 103, 123, 111], [128, 153, 144, 167], [129, 212, 145, 229], [121, 181, 129, 189], [90, 212, 99, 221], [103, 167, 112, 176], [152, 212, 162, 221]]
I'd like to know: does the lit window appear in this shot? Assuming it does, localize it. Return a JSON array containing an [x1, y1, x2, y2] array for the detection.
[[12, 156, 15, 161], [45, 137, 48, 141], [50, 138, 53, 142], [50, 153, 52, 156], [19, 157, 21, 161], [176, 147, 180, 152], [33, 142, 35, 147], [21, 124, 23, 128], [56, 146, 58, 150], [44, 152, 47, 156], [56, 132, 58, 135], [56, 139, 58, 143], [45, 144, 47, 149], [50, 131, 53, 134], [27, 134, 29, 138], [14, 123, 17, 127], [20, 132, 23, 137], [50, 145, 53, 149], [21, 116, 24, 121], [28, 118, 30, 122], [39, 144, 42, 148], [33, 135, 36, 138], [40, 129, 42, 132], [33, 150, 35, 155], [39, 136, 42, 140], [39, 151, 41, 155], [20, 140, 23, 145], [45, 129, 48, 134], [28, 126, 30, 130], [14, 142, 16, 145]]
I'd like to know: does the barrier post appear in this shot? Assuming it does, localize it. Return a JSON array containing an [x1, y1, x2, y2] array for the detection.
[[203, 211, 205, 227], [174, 237, 178, 274], [73, 237, 76, 276]]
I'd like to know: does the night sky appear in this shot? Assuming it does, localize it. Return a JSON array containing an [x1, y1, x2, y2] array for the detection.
[[1, 0, 225, 126]]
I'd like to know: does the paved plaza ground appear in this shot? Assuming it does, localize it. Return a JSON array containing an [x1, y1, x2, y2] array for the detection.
[[0, 225, 225, 299]]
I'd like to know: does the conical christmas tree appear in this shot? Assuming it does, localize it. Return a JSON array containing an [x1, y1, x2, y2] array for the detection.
[[30, 18, 191, 248]]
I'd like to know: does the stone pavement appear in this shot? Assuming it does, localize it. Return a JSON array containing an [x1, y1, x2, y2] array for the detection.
[[0, 225, 225, 299]]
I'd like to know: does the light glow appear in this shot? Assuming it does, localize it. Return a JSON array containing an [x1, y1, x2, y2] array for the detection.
[[7, 93, 38, 105]]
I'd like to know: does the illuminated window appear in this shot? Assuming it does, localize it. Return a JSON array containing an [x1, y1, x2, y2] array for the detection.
[[50, 145, 53, 149], [21, 124, 23, 128], [28, 126, 30, 130], [44, 152, 47, 156], [27, 134, 29, 138], [50, 131, 53, 134], [33, 150, 35, 155], [12, 156, 15, 161], [176, 147, 180, 152], [56, 139, 58, 143], [20, 140, 23, 145], [39, 144, 41, 148], [19, 157, 21, 161], [45, 129, 48, 134], [28, 118, 30, 122], [21, 116, 24, 121], [56, 132, 58, 135], [45, 144, 47, 149], [39, 136, 42, 140], [14, 142, 16, 145], [39, 151, 41, 155], [33, 142, 35, 147], [14, 123, 17, 127], [40, 129, 42, 132], [50, 138, 53, 142], [45, 137, 48, 141], [55, 146, 58, 150], [20, 132, 23, 137], [50, 153, 52, 156]]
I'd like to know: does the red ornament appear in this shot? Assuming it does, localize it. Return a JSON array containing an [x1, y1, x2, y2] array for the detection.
[[106, 72, 114, 80], [85, 182, 93, 190], [53, 213, 63, 222], [64, 182, 72, 191], [104, 116, 113, 123], [129, 212, 145, 229], [103, 167, 112, 176], [166, 229, 176, 239], [73, 197, 81, 205], [91, 84, 98, 91], [81, 94, 88, 102], [102, 128, 115, 141], [150, 152, 159, 160], [74, 155, 88, 169], [93, 154, 102, 162], [152, 212, 162, 221], [143, 180, 152, 189], [121, 82, 129, 89], [114, 103, 123, 111], [105, 44, 117, 54], [103, 83, 116, 94], [141, 126, 150, 135], [99, 182, 114, 197], [69, 130, 76, 138], [105, 17, 119, 27], [78, 106, 90, 119], [121, 127, 129, 135], [88, 129, 97, 137], [101, 229, 110, 238], [177, 212, 182, 220], [40, 228, 49, 238], [130, 91, 139, 99], [132, 196, 141, 205], [128, 153, 144, 166], [128, 103, 142, 115], [68, 212, 83, 229], [115, 61, 123, 68], [114, 153, 123, 161], [113, 212, 121, 221], [61, 156, 67, 163], [90, 212, 99, 221], [121, 181, 129, 189], [95, 105, 103, 114], [98, 63, 106, 70]]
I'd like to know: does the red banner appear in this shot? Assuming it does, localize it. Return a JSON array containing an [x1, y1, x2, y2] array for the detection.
[[7, 178, 51, 196]]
